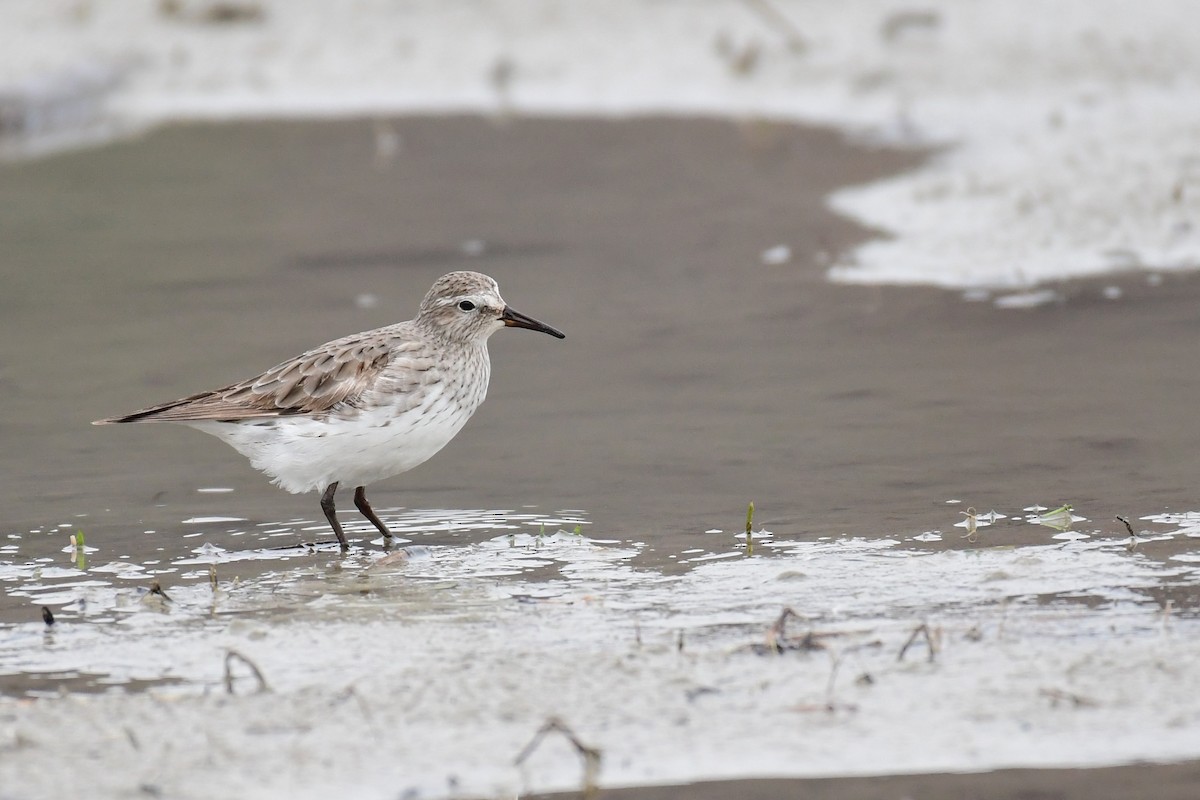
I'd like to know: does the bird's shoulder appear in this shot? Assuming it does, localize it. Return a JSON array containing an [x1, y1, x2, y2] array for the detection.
[[222, 323, 435, 416]]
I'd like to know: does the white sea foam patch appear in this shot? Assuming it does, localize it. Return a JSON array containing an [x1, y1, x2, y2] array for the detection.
[[3, 530, 1200, 798], [3, 1, 1199, 289], [828, 86, 1200, 289]]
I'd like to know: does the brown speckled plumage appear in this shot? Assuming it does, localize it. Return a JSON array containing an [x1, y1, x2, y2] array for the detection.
[[95, 271, 564, 548]]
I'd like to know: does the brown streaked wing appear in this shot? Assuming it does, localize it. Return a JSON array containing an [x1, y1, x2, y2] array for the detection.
[[96, 331, 428, 424]]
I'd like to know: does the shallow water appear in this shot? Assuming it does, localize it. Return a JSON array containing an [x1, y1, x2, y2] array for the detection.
[[2, 117, 1200, 794]]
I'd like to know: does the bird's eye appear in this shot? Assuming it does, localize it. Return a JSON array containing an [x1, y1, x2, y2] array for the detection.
[[458, 300, 476, 312]]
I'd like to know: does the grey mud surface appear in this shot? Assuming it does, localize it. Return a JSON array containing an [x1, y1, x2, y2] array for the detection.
[[530, 760, 1200, 800], [2, 117, 1200, 797], [4, 117, 1200, 595]]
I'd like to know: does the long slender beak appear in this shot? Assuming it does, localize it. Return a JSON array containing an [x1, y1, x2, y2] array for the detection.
[[500, 306, 565, 339]]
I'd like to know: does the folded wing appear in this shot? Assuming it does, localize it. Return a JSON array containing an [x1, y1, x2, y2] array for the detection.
[[94, 332, 415, 424]]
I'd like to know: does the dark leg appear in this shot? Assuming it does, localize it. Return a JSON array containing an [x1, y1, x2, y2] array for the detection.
[[320, 482, 348, 550], [354, 486, 394, 540]]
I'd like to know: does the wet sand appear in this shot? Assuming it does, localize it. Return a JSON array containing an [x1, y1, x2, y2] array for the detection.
[[2, 117, 1200, 795], [530, 760, 1200, 800]]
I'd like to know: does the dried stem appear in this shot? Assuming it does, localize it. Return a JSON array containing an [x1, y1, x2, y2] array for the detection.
[[224, 650, 270, 695], [897, 622, 939, 663], [515, 717, 602, 800]]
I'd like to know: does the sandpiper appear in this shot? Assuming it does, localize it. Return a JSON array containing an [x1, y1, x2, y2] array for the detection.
[[95, 271, 564, 549]]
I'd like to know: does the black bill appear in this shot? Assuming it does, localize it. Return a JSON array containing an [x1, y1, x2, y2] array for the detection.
[[500, 306, 565, 339]]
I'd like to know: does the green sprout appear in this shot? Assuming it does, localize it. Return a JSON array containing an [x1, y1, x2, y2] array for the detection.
[[71, 529, 88, 571], [745, 501, 755, 556]]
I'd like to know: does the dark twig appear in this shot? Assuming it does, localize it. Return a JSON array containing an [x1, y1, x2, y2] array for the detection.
[[1116, 515, 1138, 551], [897, 623, 939, 663], [224, 650, 270, 695], [767, 606, 804, 651], [746, 607, 844, 656], [515, 717, 602, 800]]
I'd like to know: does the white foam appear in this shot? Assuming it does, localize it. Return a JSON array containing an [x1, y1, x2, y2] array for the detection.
[[3, 529, 1200, 797]]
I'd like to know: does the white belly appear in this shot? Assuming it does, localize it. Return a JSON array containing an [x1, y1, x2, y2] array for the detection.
[[188, 387, 478, 494]]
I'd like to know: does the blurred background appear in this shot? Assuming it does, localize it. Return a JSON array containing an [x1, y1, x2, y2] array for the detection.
[[4, 0, 1198, 288]]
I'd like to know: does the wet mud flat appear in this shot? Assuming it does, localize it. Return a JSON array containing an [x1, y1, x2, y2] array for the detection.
[[2, 117, 1200, 796], [529, 760, 1200, 800], [3, 116, 1200, 569]]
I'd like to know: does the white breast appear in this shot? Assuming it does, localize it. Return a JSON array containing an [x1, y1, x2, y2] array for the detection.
[[188, 351, 490, 494]]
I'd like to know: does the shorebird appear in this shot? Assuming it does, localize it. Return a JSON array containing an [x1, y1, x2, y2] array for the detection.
[[95, 271, 564, 549]]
